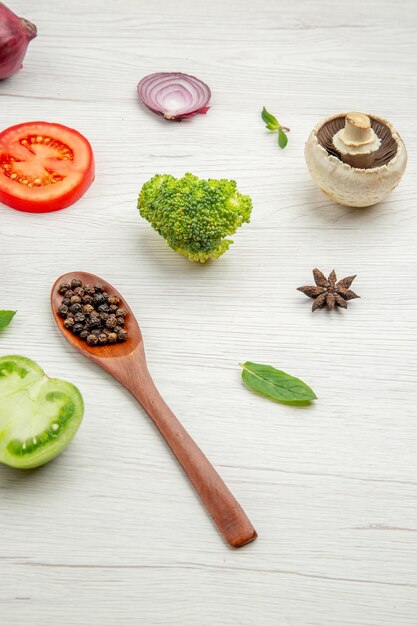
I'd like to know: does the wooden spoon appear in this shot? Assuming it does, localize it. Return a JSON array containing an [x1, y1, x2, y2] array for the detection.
[[51, 272, 257, 548]]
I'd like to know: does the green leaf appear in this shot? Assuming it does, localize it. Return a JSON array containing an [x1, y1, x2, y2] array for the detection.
[[278, 129, 288, 149], [262, 107, 289, 149], [240, 361, 317, 405], [261, 107, 279, 130], [0, 311, 16, 331]]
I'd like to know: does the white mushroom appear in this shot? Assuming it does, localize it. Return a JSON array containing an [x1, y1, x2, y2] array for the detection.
[[305, 112, 407, 207]]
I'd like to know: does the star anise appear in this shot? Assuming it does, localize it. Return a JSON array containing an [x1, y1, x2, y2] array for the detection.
[[297, 268, 360, 311]]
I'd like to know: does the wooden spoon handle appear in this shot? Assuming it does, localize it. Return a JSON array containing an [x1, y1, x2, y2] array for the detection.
[[115, 355, 257, 548]]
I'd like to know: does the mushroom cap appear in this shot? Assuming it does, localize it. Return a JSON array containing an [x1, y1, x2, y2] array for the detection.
[[305, 112, 407, 207]]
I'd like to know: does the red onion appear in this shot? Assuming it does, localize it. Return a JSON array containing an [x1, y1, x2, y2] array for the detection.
[[0, 2, 37, 80], [137, 72, 211, 121]]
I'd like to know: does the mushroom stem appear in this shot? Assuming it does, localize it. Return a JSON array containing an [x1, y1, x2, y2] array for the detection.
[[333, 112, 381, 168], [343, 112, 373, 146]]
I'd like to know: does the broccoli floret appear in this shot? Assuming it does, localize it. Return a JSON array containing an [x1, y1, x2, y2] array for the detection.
[[138, 173, 252, 263]]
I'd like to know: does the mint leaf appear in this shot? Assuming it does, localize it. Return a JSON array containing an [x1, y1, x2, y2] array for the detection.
[[261, 107, 279, 129], [0, 311, 16, 331], [278, 129, 288, 149], [261, 107, 289, 149], [240, 361, 316, 405]]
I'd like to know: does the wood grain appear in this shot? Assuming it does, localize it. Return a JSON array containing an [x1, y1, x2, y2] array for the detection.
[[1, 0, 417, 624]]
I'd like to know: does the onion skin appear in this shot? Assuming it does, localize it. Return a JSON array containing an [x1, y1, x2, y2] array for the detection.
[[0, 2, 37, 80], [163, 106, 210, 121]]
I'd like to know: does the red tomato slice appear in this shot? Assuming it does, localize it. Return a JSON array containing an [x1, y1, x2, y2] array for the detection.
[[0, 121, 94, 213]]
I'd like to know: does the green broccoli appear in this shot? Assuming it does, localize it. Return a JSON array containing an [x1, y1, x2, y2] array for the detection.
[[138, 173, 252, 263]]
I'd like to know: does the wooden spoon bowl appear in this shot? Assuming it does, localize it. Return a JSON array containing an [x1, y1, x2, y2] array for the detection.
[[51, 272, 141, 359], [51, 271, 257, 548]]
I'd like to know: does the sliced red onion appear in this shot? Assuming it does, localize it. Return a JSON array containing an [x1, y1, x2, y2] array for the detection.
[[137, 72, 211, 121]]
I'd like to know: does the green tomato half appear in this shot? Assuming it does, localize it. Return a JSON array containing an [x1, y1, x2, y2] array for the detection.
[[0, 355, 84, 469]]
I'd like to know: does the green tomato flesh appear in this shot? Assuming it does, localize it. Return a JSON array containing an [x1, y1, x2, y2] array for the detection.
[[0, 356, 83, 469]]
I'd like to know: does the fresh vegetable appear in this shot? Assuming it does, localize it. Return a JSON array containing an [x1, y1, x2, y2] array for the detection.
[[261, 107, 289, 149], [57, 279, 128, 346], [0, 310, 15, 330], [0, 121, 94, 213], [305, 112, 407, 207], [138, 173, 252, 263], [0, 355, 83, 469], [137, 72, 211, 121], [0, 3, 36, 80], [240, 362, 316, 405]]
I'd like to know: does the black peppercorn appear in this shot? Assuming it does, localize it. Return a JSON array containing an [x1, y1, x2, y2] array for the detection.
[[105, 315, 117, 329], [93, 293, 105, 307], [59, 283, 71, 294], [64, 317, 75, 329], [87, 334, 98, 346], [57, 280, 128, 348], [117, 329, 128, 341], [89, 316, 101, 328]]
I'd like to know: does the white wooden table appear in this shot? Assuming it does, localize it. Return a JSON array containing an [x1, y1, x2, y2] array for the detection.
[[1, 1, 416, 624]]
